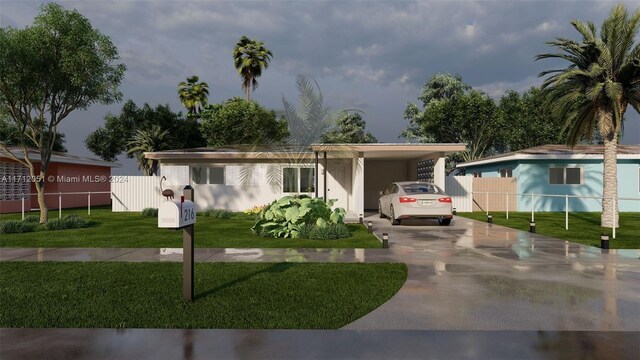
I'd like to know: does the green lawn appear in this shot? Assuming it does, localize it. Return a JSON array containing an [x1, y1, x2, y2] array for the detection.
[[457, 212, 640, 249], [0, 208, 381, 248], [0, 261, 407, 329]]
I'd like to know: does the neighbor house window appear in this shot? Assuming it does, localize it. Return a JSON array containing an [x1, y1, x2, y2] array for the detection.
[[282, 167, 315, 193], [472, 172, 482, 178], [499, 168, 512, 178], [191, 166, 225, 185], [549, 167, 582, 185]]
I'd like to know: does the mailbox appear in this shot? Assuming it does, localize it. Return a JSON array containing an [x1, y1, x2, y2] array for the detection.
[[158, 198, 196, 229]]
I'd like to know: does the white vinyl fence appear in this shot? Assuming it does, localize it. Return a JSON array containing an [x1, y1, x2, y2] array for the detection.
[[445, 176, 473, 212], [111, 176, 162, 212]]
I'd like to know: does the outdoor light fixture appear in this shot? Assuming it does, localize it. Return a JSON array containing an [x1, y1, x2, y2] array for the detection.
[[367, 221, 373, 233], [600, 234, 609, 250], [382, 232, 389, 249], [529, 221, 536, 233], [487, 214, 493, 224]]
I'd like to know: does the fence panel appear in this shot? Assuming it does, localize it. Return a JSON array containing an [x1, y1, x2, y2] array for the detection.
[[111, 176, 162, 212], [472, 178, 517, 212], [445, 176, 473, 212]]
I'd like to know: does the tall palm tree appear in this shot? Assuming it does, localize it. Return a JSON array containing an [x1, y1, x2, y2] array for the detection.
[[127, 126, 172, 176], [177, 75, 209, 117], [536, 4, 640, 228], [233, 36, 273, 101]]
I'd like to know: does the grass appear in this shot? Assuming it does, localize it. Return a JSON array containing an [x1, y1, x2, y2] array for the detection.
[[0, 262, 407, 329], [457, 212, 640, 249], [0, 207, 381, 248]]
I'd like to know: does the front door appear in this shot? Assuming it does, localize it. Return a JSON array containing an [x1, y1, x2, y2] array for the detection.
[[327, 159, 350, 210]]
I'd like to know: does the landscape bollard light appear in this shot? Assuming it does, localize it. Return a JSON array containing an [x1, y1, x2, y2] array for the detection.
[[367, 221, 373, 233], [382, 233, 389, 249], [359, 214, 364, 224], [601, 234, 609, 250], [452, 207, 457, 215], [529, 221, 536, 233], [487, 214, 493, 224]]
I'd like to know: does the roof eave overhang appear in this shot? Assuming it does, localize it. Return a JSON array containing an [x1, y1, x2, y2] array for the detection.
[[456, 153, 640, 168]]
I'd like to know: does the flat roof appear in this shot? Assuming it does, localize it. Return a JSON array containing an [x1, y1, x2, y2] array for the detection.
[[1, 147, 120, 168], [457, 145, 640, 168], [145, 143, 467, 161]]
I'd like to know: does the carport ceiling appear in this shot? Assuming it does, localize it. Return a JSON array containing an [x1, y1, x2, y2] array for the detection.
[[310, 143, 467, 160]]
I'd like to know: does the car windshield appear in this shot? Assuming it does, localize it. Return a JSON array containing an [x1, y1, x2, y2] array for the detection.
[[402, 184, 443, 194]]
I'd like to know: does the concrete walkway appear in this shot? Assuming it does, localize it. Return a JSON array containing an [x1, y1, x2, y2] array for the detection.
[[2, 216, 639, 359]]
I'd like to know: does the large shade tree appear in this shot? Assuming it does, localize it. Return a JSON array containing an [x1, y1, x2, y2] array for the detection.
[[0, 3, 125, 223], [233, 36, 273, 101], [177, 75, 209, 117], [536, 4, 640, 228], [321, 112, 378, 144]]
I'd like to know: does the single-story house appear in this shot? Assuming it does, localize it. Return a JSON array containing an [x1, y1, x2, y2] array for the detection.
[[455, 145, 640, 212], [0, 147, 117, 214], [144, 143, 466, 218]]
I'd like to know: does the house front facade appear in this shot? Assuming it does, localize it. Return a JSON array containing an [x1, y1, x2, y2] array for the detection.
[[455, 145, 640, 212], [144, 143, 466, 219]]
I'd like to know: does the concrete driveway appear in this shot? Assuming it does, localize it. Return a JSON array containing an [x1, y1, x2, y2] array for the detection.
[[345, 215, 640, 331]]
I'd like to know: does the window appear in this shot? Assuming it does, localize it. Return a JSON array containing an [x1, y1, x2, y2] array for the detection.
[[282, 167, 315, 193], [549, 167, 582, 185], [402, 184, 443, 194], [473, 172, 482, 178], [499, 168, 512, 178], [191, 166, 225, 185]]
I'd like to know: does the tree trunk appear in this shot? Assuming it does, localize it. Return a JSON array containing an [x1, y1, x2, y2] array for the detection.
[[35, 180, 49, 224], [601, 130, 619, 228], [246, 86, 251, 102]]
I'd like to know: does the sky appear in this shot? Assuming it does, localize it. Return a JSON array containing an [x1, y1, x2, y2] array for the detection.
[[1, 0, 639, 175]]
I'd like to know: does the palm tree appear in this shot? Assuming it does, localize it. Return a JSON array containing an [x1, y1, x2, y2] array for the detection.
[[177, 75, 209, 117], [536, 4, 640, 228], [127, 126, 172, 176], [233, 36, 273, 101]]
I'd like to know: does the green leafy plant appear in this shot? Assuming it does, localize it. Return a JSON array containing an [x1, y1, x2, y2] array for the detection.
[[309, 224, 351, 240], [22, 215, 41, 223], [199, 209, 232, 219], [252, 195, 346, 238], [0, 220, 35, 234], [141, 208, 158, 217], [46, 215, 91, 231]]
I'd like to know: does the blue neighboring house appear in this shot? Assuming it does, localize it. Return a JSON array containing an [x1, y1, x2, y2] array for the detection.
[[455, 145, 640, 212]]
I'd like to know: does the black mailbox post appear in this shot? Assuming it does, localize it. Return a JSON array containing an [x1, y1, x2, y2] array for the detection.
[[183, 185, 195, 301]]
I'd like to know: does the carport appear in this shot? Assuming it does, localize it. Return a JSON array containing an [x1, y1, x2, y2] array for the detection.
[[310, 144, 466, 216]]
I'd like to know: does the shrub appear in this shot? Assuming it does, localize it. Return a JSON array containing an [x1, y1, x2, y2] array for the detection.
[[297, 223, 315, 239], [0, 220, 35, 234], [244, 205, 268, 216], [142, 208, 158, 217], [200, 209, 232, 219], [46, 215, 91, 231], [252, 195, 346, 238], [23, 215, 41, 223], [309, 224, 351, 240]]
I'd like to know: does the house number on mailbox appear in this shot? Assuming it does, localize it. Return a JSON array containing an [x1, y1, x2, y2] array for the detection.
[[183, 208, 195, 222]]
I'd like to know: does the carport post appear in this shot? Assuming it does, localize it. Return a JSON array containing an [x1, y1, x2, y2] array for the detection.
[[323, 151, 327, 201], [314, 151, 319, 198]]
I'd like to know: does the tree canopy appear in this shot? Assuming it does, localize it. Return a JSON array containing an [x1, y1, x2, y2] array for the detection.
[[178, 75, 209, 117], [199, 97, 288, 147], [0, 2, 125, 222], [321, 112, 378, 143], [85, 100, 205, 163]]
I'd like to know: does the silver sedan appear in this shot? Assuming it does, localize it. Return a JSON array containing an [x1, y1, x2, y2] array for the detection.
[[378, 181, 453, 225]]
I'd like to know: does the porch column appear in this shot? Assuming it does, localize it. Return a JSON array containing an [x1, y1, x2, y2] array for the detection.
[[352, 155, 365, 218], [323, 151, 327, 200], [314, 151, 319, 198], [434, 153, 446, 190]]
